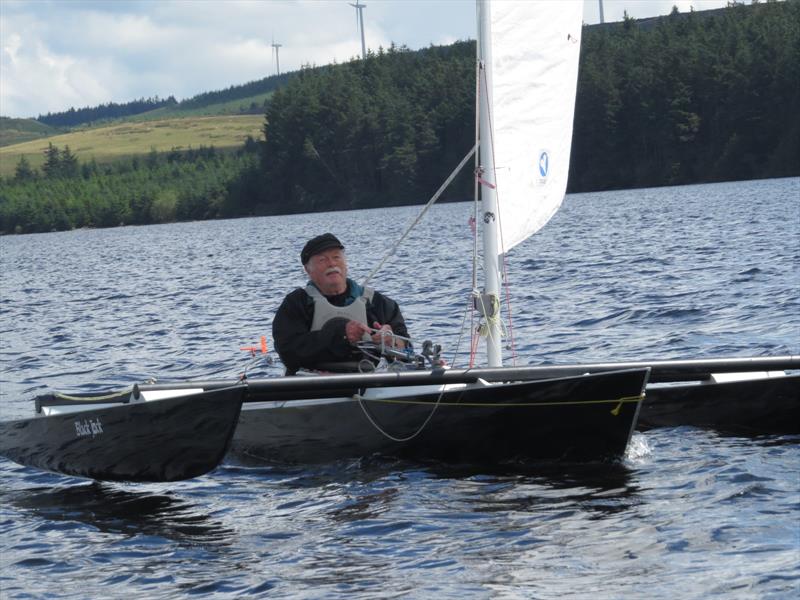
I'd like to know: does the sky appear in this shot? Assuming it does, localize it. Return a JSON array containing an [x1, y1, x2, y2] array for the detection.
[[0, 0, 745, 119]]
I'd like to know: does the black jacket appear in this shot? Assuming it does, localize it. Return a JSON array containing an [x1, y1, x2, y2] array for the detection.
[[272, 280, 409, 374]]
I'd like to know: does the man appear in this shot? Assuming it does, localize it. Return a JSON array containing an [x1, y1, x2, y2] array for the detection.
[[272, 233, 410, 374]]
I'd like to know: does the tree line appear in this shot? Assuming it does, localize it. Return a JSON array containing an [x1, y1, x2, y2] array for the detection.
[[178, 72, 293, 111], [34, 71, 293, 128], [2, 0, 797, 234], [37, 96, 178, 128], [1, 143, 260, 234]]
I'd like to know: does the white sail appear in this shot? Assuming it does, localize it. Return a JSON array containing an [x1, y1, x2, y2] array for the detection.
[[490, 0, 583, 252]]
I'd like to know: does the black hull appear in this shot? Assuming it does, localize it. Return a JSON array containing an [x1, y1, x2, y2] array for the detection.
[[639, 374, 800, 435], [0, 387, 245, 482], [5, 355, 793, 482], [231, 369, 647, 464], [144, 356, 797, 436]]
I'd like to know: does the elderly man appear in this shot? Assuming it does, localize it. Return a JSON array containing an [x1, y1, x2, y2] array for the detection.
[[272, 233, 410, 374]]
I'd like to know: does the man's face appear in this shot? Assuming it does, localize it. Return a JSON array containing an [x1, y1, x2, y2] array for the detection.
[[305, 248, 348, 295]]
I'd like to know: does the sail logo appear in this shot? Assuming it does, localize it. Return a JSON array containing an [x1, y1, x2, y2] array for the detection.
[[537, 150, 550, 184], [74, 417, 103, 438]]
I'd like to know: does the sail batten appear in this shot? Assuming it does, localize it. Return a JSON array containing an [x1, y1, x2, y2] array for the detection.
[[490, 1, 583, 252]]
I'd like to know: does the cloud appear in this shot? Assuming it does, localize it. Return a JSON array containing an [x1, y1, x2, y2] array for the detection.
[[1, 18, 117, 117]]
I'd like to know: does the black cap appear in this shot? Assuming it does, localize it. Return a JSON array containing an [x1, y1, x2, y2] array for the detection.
[[301, 233, 344, 265]]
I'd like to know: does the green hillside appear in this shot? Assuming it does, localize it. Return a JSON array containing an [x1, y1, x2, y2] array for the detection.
[[0, 68, 281, 155], [0, 117, 64, 147], [0, 115, 264, 177], [126, 91, 273, 121]]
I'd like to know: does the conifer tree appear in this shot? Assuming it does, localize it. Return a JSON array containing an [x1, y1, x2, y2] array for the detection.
[[42, 143, 61, 178], [14, 156, 36, 181]]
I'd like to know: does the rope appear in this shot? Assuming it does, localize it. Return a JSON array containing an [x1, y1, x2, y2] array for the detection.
[[469, 52, 482, 369], [500, 253, 518, 365], [362, 144, 477, 287], [448, 297, 473, 368], [53, 390, 133, 402], [357, 394, 643, 410], [354, 385, 447, 443]]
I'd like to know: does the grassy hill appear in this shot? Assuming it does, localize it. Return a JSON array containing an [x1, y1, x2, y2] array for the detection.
[[0, 70, 279, 177], [0, 114, 264, 177], [128, 91, 274, 121], [0, 117, 64, 147]]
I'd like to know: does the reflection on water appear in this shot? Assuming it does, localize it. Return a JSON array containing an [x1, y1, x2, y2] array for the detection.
[[2, 481, 234, 547]]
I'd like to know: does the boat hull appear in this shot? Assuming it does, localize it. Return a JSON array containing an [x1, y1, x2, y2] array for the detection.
[[0, 387, 245, 482], [231, 369, 647, 464], [386, 357, 798, 436], [639, 373, 800, 435]]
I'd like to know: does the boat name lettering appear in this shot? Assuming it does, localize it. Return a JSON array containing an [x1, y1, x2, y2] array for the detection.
[[74, 417, 104, 438]]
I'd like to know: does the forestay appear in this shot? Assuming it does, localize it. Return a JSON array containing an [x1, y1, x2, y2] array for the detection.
[[490, 1, 583, 251]]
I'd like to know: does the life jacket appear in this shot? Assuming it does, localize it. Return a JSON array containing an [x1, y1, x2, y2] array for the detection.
[[305, 281, 375, 332]]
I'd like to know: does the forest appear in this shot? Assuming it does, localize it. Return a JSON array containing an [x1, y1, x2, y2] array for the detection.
[[34, 71, 293, 126], [1, 0, 797, 234], [37, 96, 178, 127]]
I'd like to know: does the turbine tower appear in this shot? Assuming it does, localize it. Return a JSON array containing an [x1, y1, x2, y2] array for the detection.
[[598, 0, 605, 23], [349, 0, 367, 59], [271, 38, 283, 75]]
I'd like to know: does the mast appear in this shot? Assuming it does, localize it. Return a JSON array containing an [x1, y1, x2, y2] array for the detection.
[[477, 0, 503, 367]]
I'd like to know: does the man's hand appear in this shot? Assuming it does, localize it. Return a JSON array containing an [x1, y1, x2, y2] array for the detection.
[[370, 322, 406, 349], [345, 320, 371, 343], [344, 321, 406, 349]]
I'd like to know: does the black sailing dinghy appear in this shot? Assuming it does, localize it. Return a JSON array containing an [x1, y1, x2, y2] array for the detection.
[[223, 0, 649, 465], [1, 2, 795, 482], [1, 1, 647, 480]]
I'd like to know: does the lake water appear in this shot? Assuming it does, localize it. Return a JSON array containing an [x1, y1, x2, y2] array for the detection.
[[1, 178, 798, 598]]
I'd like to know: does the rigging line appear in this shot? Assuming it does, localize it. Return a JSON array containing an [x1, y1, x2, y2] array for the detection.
[[362, 144, 477, 288], [469, 323, 481, 368], [471, 49, 482, 363], [359, 394, 643, 409], [500, 252, 518, 364], [472, 45, 482, 295], [355, 386, 448, 443], [449, 296, 473, 368]]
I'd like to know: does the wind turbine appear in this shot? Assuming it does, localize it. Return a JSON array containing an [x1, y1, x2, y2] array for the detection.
[[598, 0, 605, 23], [271, 37, 283, 75], [349, 0, 367, 59]]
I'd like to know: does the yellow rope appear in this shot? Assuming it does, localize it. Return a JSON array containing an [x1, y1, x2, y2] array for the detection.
[[474, 292, 506, 349], [356, 393, 643, 411], [53, 389, 133, 402]]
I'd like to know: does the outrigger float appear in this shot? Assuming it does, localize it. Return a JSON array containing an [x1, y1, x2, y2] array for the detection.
[[0, 387, 245, 482]]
